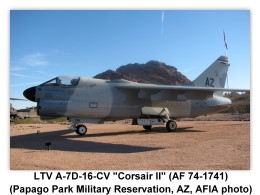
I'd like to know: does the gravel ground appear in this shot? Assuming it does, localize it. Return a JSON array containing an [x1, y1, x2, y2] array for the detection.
[[10, 119, 250, 170]]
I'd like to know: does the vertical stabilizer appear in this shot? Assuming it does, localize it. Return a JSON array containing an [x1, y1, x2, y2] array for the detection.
[[192, 56, 229, 88]]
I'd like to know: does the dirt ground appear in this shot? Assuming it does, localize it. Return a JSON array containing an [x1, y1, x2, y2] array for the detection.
[[10, 118, 250, 170]]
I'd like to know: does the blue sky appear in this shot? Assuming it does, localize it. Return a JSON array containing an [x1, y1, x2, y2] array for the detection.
[[10, 10, 250, 109]]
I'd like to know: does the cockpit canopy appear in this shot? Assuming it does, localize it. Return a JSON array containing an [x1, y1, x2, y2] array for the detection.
[[40, 76, 80, 87]]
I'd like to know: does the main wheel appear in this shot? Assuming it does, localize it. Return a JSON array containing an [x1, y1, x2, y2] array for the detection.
[[76, 125, 87, 136], [166, 120, 177, 132]]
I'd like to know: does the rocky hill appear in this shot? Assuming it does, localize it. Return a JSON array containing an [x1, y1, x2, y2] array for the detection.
[[223, 92, 250, 113], [94, 60, 190, 85]]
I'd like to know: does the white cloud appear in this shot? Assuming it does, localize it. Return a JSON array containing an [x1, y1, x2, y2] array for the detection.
[[10, 73, 39, 78], [10, 66, 27, 71], [22, 52, 48, 67], [181, 68, 194, 73], [10, 82, 41, 87], [34, 70, 55, 78]]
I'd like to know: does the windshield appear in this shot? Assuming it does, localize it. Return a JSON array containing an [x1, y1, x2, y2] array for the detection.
[[40, 76, 80, 87]]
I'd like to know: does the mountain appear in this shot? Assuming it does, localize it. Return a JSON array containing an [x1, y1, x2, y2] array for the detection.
[[94, 60, 190, 85], [223, 92, 250, 113]]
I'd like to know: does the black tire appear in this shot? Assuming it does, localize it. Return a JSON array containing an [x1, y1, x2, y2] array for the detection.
[[76, 125, 87, 136], [166, 120, 177, 132], [143, 125, 152, 130]]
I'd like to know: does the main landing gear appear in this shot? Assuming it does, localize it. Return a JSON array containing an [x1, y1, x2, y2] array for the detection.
[[138, 107, 178, 132], [138, 118, 178, 132], [166, 120, 177, 132]]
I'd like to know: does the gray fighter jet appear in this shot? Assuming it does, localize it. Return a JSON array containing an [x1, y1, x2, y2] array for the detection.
[[23, 56, 249, 135], [10, 98, 28, 121]]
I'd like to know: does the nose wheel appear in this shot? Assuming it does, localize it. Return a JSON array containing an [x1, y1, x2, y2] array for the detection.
[[75, 124, 88, 136]]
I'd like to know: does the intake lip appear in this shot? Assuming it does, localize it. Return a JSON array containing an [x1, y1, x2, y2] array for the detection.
[[23, 86, 36, 102]]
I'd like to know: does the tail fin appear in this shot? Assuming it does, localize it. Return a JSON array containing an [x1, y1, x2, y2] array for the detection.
[[192, 56, 229, 88]]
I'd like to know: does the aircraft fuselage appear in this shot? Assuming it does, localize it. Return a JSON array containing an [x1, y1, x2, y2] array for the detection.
[[25, 76, 231, 121], [23, 56, 248, 135]]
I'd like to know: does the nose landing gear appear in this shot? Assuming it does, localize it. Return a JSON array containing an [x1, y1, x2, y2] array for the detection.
[[69, 121, 88, 136], [75, 124, 88, 136]]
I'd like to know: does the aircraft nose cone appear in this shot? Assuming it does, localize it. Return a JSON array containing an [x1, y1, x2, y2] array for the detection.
[[23, 87, 36, 102]]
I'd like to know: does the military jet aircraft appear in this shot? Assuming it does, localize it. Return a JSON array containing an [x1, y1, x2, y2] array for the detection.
[[10, 98, 28, 121], [23, 56, 249, 135]]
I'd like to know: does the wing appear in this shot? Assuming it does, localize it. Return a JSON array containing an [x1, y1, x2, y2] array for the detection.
[[117, 83, 249, 101]]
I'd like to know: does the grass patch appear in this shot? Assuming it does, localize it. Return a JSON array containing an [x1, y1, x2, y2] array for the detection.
[[12, 117, 68, 124]]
